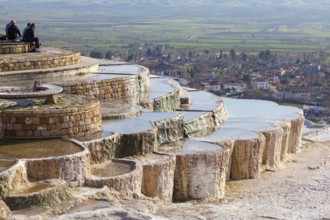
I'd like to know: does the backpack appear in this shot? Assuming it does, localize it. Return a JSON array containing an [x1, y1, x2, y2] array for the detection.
[[0, 34, 6, 41]]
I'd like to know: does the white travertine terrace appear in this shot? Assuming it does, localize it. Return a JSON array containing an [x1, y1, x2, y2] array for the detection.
[[0, 49, 305, 217]]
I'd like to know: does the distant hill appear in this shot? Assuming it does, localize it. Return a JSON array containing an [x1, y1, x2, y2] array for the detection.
[[1, 0, 330, 53], [1, 0, 329, 22], [2, 0, 330, 13]]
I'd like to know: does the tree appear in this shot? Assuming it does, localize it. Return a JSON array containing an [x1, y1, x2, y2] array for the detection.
[[189, 50, 193, 59], [90, 50, 103, 59], [242, 74, 251, 83], [126, 53, 134, 62], [240, 52, 248, 61], [258, 49, 272, 60], [229, 49, 236, 60], [105, 50, 113, 60], [146, 48, 153, 58]]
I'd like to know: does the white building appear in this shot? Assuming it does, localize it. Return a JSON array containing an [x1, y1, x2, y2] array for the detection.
[[251, 80, 270, 90], [275, 89, 311, 102], [223, 83, 245, 92]]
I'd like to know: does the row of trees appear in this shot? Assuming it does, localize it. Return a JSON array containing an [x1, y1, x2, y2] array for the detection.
[[88, 44, 279, 63]]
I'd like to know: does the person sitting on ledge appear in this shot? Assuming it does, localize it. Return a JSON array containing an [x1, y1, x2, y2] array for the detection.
[[21, 22, 30, 41], [23, 23, 41, 52], [5, 20, 14, 40], [7, 20, 21, 41]]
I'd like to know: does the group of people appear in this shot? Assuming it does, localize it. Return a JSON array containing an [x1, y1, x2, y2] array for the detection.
[[4, 20, 41, 52]]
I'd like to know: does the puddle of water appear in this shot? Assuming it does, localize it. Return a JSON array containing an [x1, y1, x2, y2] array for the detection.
[[17, 181, 51, 195], [138, 112, 179, 121], [0, 158, 16, 172], [102, 119, 153, 134], [199, 127, 260, 142], [182, 140, 223, 154], [186, 91, 223, 111], [98, 65, 144, 74], [222, 97, 300, 120], [180, 111, 209, 121], [149, 78, 177, 99], [223, 120, 274, 131], [66, 199, 112, 214], [0, 139, 82, 159], [91, 161, 132, 177]]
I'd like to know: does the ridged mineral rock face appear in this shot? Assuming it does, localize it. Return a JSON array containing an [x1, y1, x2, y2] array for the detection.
[[141, 153, 176, 201], [276, 120, 291, 162], [183, 105, 228, 137], [25, 147, 90, 187], [0, 161, 28, 199], [288, 115, 304, 153], [83, 134, 122, 164], [173, 146, 231, 202], [213, 101, 228, 127], [152, 89, 181, 112], [139, 78, 181, 112], [261, 127, 284, 169], [0, 200, 11, 218], [117, 128, 158, 157], [184, 112, 219, 136], [4, 179, 73, 210], [152, 114, 185, 145], [230, 135, 266, 180]]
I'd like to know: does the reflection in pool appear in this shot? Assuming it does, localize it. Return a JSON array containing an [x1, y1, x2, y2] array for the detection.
[[0, 139, 82, 159]]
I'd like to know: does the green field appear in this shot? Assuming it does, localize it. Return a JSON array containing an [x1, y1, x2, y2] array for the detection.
[[2, 0, 330, 55]]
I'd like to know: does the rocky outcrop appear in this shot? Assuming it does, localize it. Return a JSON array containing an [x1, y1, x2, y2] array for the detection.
[[141, 153, 176, 201], [4, 179, 73, 210]]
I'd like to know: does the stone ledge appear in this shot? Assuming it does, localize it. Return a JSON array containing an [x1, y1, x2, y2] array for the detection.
[[85, 159, 143, 198], [0, 42, 30, 54], [4, 179, 72, 210], [0, 47, 81, 72], [0, 95, 102, 138], [25, 141, 90, 187]]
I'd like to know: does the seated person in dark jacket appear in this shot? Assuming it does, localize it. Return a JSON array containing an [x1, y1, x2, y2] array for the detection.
[[7, 20, 21, 41], [23, 23, 40, 49]]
